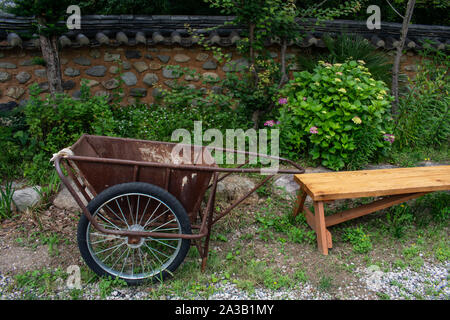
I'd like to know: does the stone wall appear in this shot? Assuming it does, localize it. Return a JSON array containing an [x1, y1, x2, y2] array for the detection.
[[0, 45, 422, 106], [0, 45, 244, 105]]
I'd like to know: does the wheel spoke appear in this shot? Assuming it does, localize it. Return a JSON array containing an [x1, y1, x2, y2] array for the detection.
[[127, 195, 135, 225], [115, 199, 130, 228], [142, 202, 162, 228], [94, 241, 125, 255], [150, 218, 176, 232], [135, 195, 140, 227], [147, 237, 179, 250], [143, 209, 170, 229], [105, 204, 129, 227], [139, 197, 152, 225], [96, 212, 121, 230]]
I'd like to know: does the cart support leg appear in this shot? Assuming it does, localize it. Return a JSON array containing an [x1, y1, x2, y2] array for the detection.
[[200, 173, 218, 272]]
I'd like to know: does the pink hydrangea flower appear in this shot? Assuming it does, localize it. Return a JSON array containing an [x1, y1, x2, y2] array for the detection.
[[383, 134, 395, 144], [309, 126, 318, 134], [264, 120, 281, 127], [278, 97, 288, 105]]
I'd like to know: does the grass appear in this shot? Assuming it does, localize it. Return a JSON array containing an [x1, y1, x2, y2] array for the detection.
[[0, 180, 16, 220], [2, 178, 448, 300]]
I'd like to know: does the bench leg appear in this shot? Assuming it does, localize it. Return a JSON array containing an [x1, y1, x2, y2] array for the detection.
[[293, 189, 307, 218], [313, 201, 329, 255]]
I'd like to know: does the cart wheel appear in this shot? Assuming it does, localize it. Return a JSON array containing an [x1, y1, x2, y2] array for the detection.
[[77, 182, 191, 285]]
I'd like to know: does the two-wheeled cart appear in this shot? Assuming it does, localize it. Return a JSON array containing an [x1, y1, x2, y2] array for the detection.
[[54, 134, 304, 284]]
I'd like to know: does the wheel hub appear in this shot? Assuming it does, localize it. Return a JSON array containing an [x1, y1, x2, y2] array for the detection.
[[126, 224, 145, 248]]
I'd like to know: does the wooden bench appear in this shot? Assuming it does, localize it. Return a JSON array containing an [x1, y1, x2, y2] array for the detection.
[[293, 166, 450, 255]]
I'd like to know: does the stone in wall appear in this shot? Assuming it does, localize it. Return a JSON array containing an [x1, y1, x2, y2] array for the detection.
[[104, 52, 120, 62], [121, 72, 137, 86], [174, 54, 190, 63], [202, 72, 219, 82], [162, 68, 180, 79], [16, 72, 31, 84], [196, 53, 209, 62], [133, 61, 148, 73], [102, 78, 120, 90], [130, 88, 147, 97], [89, 49, 101, 59], [86, 66, 107, 77], [64, 67, 80, 77], [109, 66, 119, 74], [148, 62, 162, 70], [142, 73, 159, 87], [125, 50, 142, 59], [0, 62, 17, 69], [34, 69, 47, 78], [62, 80, 75, 91], [202, 60, 217, 70], [5, 87, 25, 99], [81, 79, 99, 87], [73, 56, 91, 66], [157, 55, 170, 63], [0, 72, 11, 82]]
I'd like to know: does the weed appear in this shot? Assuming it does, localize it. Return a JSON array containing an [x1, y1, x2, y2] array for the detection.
[[341, 226, 373, 254], [40, 233, 60, 256], [433, 241, 450, 263], [262, 268, 291, 290], [98, 276, 127, 299], [14, 268, 67, 297], [385, 204, 414, 238], [68, 288, 83, 300], [0, 180, 16, 220], [318, 275, 333, 292], [376, 292, 390, 300]]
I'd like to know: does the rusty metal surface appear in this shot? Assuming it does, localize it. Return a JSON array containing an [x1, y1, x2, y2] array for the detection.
[[55, 134, 305, 245], [70, 135, 216, 222]]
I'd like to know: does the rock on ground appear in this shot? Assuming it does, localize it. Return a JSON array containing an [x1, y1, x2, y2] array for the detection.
[[11, 186, 41, 212]]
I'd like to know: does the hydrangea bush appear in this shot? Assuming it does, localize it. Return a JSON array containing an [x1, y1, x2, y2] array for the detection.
[[277, 60, 394, 170]]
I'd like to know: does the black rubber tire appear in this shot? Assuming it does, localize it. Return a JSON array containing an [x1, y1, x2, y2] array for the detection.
[[77, 182, 191, 285]]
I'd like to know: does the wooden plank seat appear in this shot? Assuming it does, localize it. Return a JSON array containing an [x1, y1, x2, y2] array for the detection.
[[292, 166, 450, 255]]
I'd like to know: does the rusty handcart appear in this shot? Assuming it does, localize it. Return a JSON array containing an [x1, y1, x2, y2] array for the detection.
[[54, 134, 304, 284]]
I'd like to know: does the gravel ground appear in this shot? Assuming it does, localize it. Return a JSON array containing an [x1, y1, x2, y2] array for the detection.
[[0, 261, 448, 300]]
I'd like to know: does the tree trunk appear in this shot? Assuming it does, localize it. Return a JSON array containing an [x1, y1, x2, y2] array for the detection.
[[279, 37, 289, 87], [249, 23, 255, 66], [391, 0, 415, 115], [39, 34, 63, 98]]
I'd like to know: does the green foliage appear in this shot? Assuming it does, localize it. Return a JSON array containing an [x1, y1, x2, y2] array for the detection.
[[0, 180, 16, 220], [413, 192, 450, 225], [9, 0, 72, 36], [255, 198, 315, 244], [222, 58, 281, 121], [14, 268, 67, 298], [113, 69, 248, 141], [98, 276, 127, 299], [385, 204, 414, 238], [278, 60, 394, 170], [393, 48, 449, 149], [341, 226, 373, 254], [1, 79, 246, 184], [31, 57, 47, 66], [21, 84, 116, 184], [0, 104, 36, 180], [296, 34, 393, 85]]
